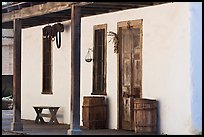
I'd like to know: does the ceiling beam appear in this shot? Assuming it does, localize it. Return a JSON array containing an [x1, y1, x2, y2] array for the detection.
[[2, 2, 91, 23], [2, 2, 169, 29], [93, 2, 154, 7]]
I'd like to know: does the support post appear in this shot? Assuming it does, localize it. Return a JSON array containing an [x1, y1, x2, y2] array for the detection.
[[67, 4, 82, 135], [11, 19, 23, 131]]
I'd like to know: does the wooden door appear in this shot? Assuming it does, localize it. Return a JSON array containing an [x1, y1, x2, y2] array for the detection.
[[118, 20, 142, 130]]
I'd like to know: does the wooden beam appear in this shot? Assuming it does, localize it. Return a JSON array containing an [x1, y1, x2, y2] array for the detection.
[[11, 19, 23, 131], [82, 3, 153, 12], [2, 2, 29, 10], [2, 2, 166, 29], [41, 12, 71, 18], [153, 2, 169, 5], [2, 2, 88, 23], [92, 2, 154, 7], [82, 6, 123, 12], [22, 18, 68, 28], [68, 4, 81, 135], [81, 7, 110, 16], [2, 2, 157, 23]]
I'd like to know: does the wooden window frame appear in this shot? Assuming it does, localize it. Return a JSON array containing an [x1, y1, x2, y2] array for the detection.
[[42, 31, 53, 95], [91, 24, 107, 95]]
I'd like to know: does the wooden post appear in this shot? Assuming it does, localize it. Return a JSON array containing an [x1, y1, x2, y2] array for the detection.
[[67, 4, 81, 135], [11, 19, 23, 131]]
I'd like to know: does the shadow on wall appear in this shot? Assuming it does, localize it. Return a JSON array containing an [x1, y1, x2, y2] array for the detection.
[[57, 107, 64, 124], [157, 101, 161, 135], [105, 97, 109, 129], [63, 21, 71, 32]]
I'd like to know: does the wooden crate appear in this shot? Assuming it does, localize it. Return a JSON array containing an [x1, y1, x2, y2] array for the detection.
[[82, 96, 106, 129], [134, 98, 158, 134]]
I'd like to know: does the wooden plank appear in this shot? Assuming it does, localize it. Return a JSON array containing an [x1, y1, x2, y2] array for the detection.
[[91, 2, 154, 9], [2, 2, 30, 10], [39, 114, 52, 117], [11, 19, 23, 131], [2, 2, 90, 23], [81, 7, 111, 15], [117, 26, 122, 129], [33, 106, 60, 109]]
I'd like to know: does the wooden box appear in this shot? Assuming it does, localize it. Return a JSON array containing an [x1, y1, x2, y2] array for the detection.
[[82, 96, 107, 129]]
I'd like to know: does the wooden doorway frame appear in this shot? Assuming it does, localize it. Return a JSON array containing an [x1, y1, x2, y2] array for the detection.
[[117, 19, 143, 129]]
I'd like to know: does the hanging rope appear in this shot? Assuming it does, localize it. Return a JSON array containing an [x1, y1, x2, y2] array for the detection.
[[56, 32, 61, 48], [52, 23, 64, 49]]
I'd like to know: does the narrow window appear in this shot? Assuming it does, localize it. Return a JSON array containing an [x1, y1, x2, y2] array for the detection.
[[42, 27, 52, 94], [92, 24, 107, 95]]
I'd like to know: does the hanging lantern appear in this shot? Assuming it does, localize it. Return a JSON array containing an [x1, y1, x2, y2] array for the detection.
[[85, 48, 93, 62]]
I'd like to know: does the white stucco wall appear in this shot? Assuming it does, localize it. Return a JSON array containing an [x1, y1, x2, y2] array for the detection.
[[141, 3, 192, 135], [21, 21, 72, 124], [21, 2, 200, 135]]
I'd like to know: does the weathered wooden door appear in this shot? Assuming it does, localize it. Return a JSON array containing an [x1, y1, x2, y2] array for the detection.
[[118, 20, 142, 130]]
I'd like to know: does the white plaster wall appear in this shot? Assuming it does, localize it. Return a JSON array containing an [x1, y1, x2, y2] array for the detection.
[[21, 21, 72, 124], [81, 2, 192, 134], [21, 2, 197, 135], [80, 13, 119, 130], [189, 2, 202, 135], [141, 3, 192, 135]]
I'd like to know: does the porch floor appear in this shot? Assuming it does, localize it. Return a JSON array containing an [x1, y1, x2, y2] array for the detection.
[[2, 110, 147, 135]]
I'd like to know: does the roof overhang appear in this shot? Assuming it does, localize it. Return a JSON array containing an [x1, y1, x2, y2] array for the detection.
[[2, 2, 170, 29]]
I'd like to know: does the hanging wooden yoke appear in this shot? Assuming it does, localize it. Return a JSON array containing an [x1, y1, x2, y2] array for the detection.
[[43, 25, 52, 39], [43, 23, 64, 48]]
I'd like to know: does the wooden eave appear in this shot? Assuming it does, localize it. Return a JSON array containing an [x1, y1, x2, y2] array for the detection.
[[2, 2, 169, 29]]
